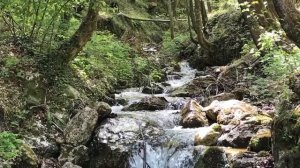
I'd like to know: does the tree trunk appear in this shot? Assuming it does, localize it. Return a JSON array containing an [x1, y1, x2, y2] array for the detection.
[[57, 0, 100, 62], [200, 0, 208, 27], [193, 0, 212, 50], [167, 0, 175, 39], [273, 0, 300, 47], [207, 0, 212, 13]]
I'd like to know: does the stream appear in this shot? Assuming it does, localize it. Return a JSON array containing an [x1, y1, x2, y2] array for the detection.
[[108, 61, 207, 168], [89, 61, 273, 168]]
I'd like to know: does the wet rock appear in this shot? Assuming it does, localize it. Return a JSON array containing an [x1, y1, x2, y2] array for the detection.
[[230, 151, 274, 168], [122, 96, 168, 111], [142, 84, 164, 94], [194, 124, 222, 146], [218, 123, 263, 148], [96, 102, 112, 120], [62, 162, 82, 168], [170, 75, 219, 97], [203, 100, 258, 124], [64, 107, 99, 146], [248, 128, 271, 152], [58, 145, 89, 166], [115, 98, 128, 105], [195, 71, 206, 77], [169, 86, 190, 97], [161, 82, 171, 87], [195, 147, 227, 168], [180, 100, 208, 128], [89, 116, 163, 168]]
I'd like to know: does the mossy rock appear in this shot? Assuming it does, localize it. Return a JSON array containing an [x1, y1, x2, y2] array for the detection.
[[248, 129, 271, 152], [248, 115, 273, 126], [13, 144, 39, 168], [188, 10, 250, 69], [195, 147, 227, 168]]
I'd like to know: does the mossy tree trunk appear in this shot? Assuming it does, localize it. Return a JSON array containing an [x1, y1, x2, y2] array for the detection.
[[189, 0, 213, 50], [273, 0, 300, 47], [57, 0, 100, 63], [167, 0, 175, 39]]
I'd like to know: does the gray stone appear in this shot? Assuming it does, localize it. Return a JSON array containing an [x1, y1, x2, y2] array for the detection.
[[180, 100, 208, 128], [58, 145, 89, 166], [96, 102, 111, 119], [64, 107, 99, 146], [122, 96, 168, 111]]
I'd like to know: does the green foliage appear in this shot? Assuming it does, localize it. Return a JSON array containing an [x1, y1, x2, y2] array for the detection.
[[211, 0, 239, 15], [71, 31, 158, 89], [161, 32, 189, 56], [0, 0, 87, 51], [0, 131, 22, 160], [243, 31, 300, 101], [72, 31, 133, 84]]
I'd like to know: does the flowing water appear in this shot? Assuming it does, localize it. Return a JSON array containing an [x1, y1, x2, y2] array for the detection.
[[109, 61, 211, 168]]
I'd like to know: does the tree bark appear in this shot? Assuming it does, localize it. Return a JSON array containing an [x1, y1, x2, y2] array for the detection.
[[200, 0, 208, 27], [57, 0, 100, 62], [193, 0, 212, 50], [273, 0, 300, 47], [167, 0, 175, 39]]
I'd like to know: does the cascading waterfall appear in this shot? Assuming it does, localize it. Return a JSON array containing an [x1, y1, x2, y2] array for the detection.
[[110, 61, 210, 168]]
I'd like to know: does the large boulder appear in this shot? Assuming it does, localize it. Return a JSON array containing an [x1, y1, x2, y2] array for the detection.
[[218, 123, 264, 148], [188, 10, 250, 69], [203, 100, 258, 124], [64, 107, 99, 146], [122, 96, 168, 111], [230, 151, 274, 168], [194, 123, 222, 146], [195, 147, 227, 168], [248, 128, 272, 152], [142, 83, 164, 94], [95, 102, 112, 120], [89, 116, 163, 168], [180, 100, 208, 128]]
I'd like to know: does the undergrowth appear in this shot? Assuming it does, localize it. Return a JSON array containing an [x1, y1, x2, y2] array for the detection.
[[0, 131, 22, 161], [242, 30, 300, 102]]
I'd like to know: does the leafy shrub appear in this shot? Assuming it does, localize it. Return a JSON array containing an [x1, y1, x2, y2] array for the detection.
[[243, 31, 300, 101], [72, 31, 158, 89], [161, 32, 189, 56], [0, 131, 22, 160]]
